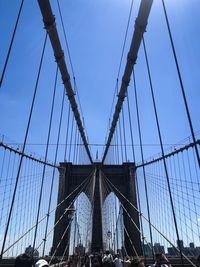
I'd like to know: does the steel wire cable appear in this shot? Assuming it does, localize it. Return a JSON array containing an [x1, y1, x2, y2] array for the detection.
[[56, 0, 90, 149], [132, 70, 154, 257], [161, 0, 200, 168], [32, 67, 58, 252], [64, 104, 71, 161], [0, 0, 24, 87], [105, 0, 135, 151], [102, 172, 197, 267], [142, 36, 185, 265], [2, 171, 93, 256], [121, 107, 128, 162], [0, 33, 48, 260], [35, 182, 89, 254]]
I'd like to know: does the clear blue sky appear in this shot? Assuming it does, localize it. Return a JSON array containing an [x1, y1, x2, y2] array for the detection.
[[0, 0, 200, 256], [0, 0, 199, 163]]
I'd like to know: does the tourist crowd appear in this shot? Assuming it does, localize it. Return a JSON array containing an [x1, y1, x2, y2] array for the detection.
[[14, 251, 176, 267]]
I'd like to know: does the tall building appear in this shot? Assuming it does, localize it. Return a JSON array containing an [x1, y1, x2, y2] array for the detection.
[[177, 240, 184, 249]]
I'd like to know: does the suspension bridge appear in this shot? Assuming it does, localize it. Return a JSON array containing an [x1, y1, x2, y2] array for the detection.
[[0, 0, 199, 266]]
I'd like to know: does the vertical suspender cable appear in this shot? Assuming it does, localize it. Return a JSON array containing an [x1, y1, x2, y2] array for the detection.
[[68, 117, 74, 162], [117, 0, 134, 79], [38, 0, 92, 163], [118, 117, 124, 163], [75, 133, 80, 164], [133, 71, 154, 259], [0, 0, 24, 87], [122, 107, 128, 162], [126, 91, 136, 162], [161, 0, 200, 168], [113, 134, 118, 165], [142, 37, 184, 265], [115, 130, 120, 164], [42, 87, 66, 256], [32, 67, 58, 252], [73, 125, 78, 163], [56, 0, 74, 76], [0, 33, 47, 260], [127, 89, 146, 259], [73, 204, 78, 254], [102, 0, 153, 162], [64, 104, 71, 162], [57, 0, 86, 137]]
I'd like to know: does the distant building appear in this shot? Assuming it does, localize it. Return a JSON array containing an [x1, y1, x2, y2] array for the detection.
[[177, 240, 184, 250], [142, 240, 200, 258], [75, 243, 85, 256], [153, 243, 165, 254], [144, 243, 152, 257], [189, 242, 195, 249], [167, 246, 178, 256], [167, 241, 200, 257]]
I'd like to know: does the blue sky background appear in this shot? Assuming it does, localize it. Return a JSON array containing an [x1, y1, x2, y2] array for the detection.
[[0, 0, 199, 163], [0, 0, 200, 257]]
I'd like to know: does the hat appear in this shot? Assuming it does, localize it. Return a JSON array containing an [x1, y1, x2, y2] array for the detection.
[[35, 259, 49, 267]]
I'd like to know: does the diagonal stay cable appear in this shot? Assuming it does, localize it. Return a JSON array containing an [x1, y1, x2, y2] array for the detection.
[[49, 215, 73, 264], [102, 172, 197, 267], [124, 223, 139, 258], [60, 239, 70, 264], [2, 170, 94, 255], [49, 173, 95, 263], [35, 200, 75, 253], [101, 173, 145, 247], [34, 176, 91, 254], [103, 177, 151, 261], [0, 33, 48, 260]]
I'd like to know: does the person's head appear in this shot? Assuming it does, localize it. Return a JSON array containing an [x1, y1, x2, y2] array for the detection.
[[93, 257, 100, 266], [155, 253, 167, 264], [130, 259, 144, 267], [35, 259, 49, 267], [105, 250, 110, 255], [15, 253, 33, 267]]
